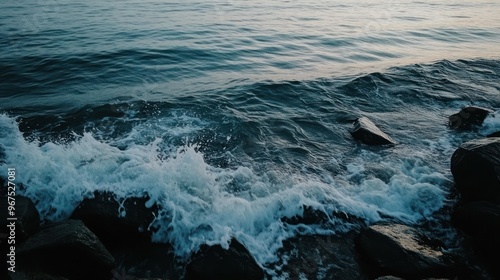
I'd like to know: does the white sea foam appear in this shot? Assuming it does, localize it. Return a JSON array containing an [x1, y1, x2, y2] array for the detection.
[[0, 113, 449, 266], [481, 110, 500, 136]]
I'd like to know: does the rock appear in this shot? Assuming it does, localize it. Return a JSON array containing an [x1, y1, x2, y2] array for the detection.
[[451, 201, 500, 278], [356, 224, 456, 279], [184, 239, 264, 280], [281, 205, 366, 226], [451, 201, 500, 252], [111, 243, 181, 280], [448, 106, 492, 130], [450, 138, 500, 203], [350, 117, 396, 145], [0, 195, 40, 242], [70, 191, 159, 247], [281, 205, 329, 225], [279, 232, 365, 279], [17, 219, 115, 280]]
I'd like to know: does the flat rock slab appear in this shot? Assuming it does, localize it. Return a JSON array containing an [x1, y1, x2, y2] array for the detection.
[[356, 224, 455, 279], [185, 239, 264, 280], [449, 106, 492, 130], [451, 137, 500, 203], [18, 219, 115, 280], [351, 117, 396, 146]]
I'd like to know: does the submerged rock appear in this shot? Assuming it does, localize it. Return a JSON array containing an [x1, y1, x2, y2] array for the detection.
[[70, 191, 159, 247], [111, 243, 181, 280], [356, 224, 456, 279], [350, 117, 396, 146], [184, 239, 264, 280], [450, 138, 500, 203], [18, 219, 115, 280], [0, 195, 40, 242], [448, 106, 492, 130]]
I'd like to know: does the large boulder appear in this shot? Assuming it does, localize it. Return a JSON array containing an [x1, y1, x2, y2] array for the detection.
[[350, 117, 396, 146], [184, 239, 264, 280], [451, 201, 500, 251], [17, 219, 115, 280], [451, 201, 500, 278], [70, 191, 159, 247], [450, 138, 500, 203], [0, 196, 40, 243], [448, 106, 492, 130], [356, 224, 456, 279]]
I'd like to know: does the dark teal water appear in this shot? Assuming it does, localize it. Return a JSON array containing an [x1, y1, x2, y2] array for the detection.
[[1, 0, 500, 277]]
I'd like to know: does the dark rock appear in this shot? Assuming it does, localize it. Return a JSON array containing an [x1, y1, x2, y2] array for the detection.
[[487, 131, 500, 138], [350, 117, 396, 145], [356, 224, 456, 279], [111, 243, 181, 280], [0, 195, 40, 242], [451, 201, 500, 279], [70, 191, 159, 247], [281, 205, 329, 225], [279, 232, 366, 279], [449, 106, 492, 130], [185, 239, 264, 280], [450, 138, 500, 203], [452, 201, 500, 252], [18, 219, 114, 280], [281, 205, 366, 226]]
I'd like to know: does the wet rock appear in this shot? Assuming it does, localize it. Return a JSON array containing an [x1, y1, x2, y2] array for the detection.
[[279, 232, 365, 280], [0, 195, 40, 242], [111, 243, 181, 280], [281, 205, 330, 225], [356, 224, 456, 279], [451, 201, 500, 279], [282, 205, 366, 226], [452, 201, 500, 252], [18, 219, 115, 280], [450, 138, 500, 203], [350, 117, 396, 146], [70, 191, 159, 247], [184, 239, 264, 280], [449, 106, 492, 130]]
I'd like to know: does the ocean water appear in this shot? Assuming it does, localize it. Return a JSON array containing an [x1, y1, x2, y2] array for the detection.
[[1, 0, 500, 278]]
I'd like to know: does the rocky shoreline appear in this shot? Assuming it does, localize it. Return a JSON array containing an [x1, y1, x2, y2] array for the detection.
[[1, 106, 500, 279]]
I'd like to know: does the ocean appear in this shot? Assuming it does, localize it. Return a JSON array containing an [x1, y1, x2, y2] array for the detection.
[[1, 0, 500, 278]]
